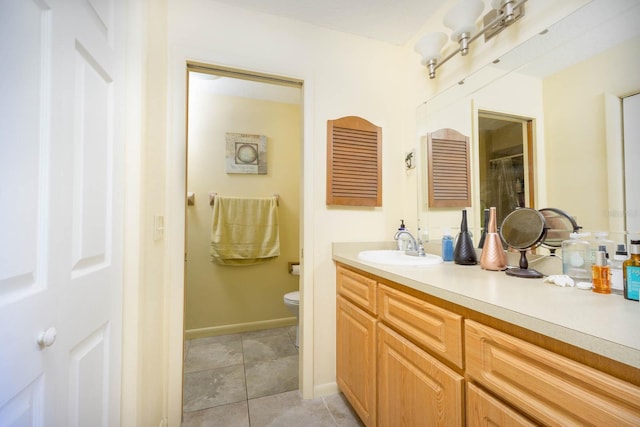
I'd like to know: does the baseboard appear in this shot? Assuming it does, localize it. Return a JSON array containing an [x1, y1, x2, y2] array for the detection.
[[185, 317, 297, 340], [313, 382, 339, 397]]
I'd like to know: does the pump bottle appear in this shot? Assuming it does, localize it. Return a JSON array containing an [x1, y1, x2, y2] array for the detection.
[[396, 220, 407, 251], [623, 240, 640, 301], [591, 250, 611, 294], [610, 244, 628, 292]]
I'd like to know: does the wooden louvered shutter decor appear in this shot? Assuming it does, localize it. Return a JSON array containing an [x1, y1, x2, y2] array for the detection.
[[427, 128, 471, 208], [327, 116, 382, 206]]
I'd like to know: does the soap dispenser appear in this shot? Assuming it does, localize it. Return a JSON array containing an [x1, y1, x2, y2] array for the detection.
[[454, 209, 478, 265], [396, 220, 408, 251]]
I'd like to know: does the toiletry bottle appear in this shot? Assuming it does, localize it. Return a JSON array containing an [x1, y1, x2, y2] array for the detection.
[[591, 231, 615, 263], [396, 220, 407, 251], [623, 240, 640, 301], [442, 228, 454, 262], [562, 232, 592, 282], [480, 207, 507, 271], [591, 250, 611, 294], [610, 244, 628, 293], [454, 209, 478, 265], [477, 208, 489, 249]]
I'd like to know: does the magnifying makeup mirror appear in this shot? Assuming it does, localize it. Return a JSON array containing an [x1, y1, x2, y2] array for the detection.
[[539, 207, 581, 255], [500, 208, 547, 278]]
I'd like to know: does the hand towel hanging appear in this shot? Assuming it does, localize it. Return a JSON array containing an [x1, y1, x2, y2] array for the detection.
[[210, 196, 280, 265]]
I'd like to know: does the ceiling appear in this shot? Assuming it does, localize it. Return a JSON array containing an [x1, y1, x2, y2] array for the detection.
[[210, 0, 448, 46], [195, 0, 639, 103]]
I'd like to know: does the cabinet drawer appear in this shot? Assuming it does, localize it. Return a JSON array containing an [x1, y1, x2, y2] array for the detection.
[[466, 382, 536, 427], [378, 283, 463, 369], [337, 265, 377, 314], [465, 320, 640, 426]]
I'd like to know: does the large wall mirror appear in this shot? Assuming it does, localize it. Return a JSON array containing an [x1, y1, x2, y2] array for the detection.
[[416, 0, 640, 250]]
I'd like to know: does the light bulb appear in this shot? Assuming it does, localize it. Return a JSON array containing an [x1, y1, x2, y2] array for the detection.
[[414, 32, 447, 65], [443, 0, 484, 41]]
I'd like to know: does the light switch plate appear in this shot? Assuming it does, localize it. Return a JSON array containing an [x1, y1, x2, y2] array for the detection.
[[153, 214, 165, 241]]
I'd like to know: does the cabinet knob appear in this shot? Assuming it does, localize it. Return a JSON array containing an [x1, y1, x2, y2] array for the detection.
[[37, 327, 57, 348]]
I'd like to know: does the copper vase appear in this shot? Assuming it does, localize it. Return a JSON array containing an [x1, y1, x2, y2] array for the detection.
[[480, 207, 507, 271]]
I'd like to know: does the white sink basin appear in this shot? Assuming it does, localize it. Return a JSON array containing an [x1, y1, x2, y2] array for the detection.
[[357, 250, 443, 266]]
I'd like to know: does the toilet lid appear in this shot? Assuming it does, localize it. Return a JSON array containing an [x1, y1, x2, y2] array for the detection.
[[284, 291, 299, 304]]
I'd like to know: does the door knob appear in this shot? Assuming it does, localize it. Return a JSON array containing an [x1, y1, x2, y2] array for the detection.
[[37, 327, 57, 348]]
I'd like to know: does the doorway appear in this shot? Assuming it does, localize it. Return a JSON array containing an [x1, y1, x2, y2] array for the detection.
[[478, 111, 535, 227], [184, 63, 303, 417]]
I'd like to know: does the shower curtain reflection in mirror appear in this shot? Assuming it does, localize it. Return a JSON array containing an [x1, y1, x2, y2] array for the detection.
[[478, 112, 533, 227], [489, 157, 525, 225]]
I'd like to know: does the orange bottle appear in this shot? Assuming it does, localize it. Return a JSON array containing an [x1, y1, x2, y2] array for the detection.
[[591, 251, 611, 294]]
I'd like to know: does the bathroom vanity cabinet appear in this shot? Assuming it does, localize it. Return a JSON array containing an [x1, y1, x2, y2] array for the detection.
[[336, 266, 377, 426], [335, 262, 640, 426], [337, 265, 463, 426]]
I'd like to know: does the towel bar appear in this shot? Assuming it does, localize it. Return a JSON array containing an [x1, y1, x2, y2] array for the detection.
[[208, 192, 280, 207]]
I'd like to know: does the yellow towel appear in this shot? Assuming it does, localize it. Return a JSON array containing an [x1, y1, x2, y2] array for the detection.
[[210, 196, 280, 265]]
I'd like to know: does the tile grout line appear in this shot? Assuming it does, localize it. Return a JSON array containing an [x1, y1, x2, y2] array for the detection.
[[321, 396, 340, 426], [182, 328, 305, 425], [240, 333, 252, 426]]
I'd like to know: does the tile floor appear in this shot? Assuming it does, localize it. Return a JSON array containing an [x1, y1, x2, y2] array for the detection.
[[182, 326, 364, 427]]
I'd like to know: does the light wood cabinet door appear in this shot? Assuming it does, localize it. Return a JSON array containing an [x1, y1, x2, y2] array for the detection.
[[466, 382, 536, 427], [466, 320, 640, 426], [337, 295, 377, 426], [377, 324, 464, 426]]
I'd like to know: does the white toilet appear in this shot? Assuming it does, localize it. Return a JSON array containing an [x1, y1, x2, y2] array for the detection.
[[283, 291, 300, 347]]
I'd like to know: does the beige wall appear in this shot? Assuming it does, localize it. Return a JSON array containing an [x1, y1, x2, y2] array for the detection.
[[411, 0, 589, 241], [128, 0, 595, 425], [164, 3, 417, 417], [410, 0, 591, 103], [543, 36, 640, 241], [185, 88, 301, 336], [417, 71, 545, 239]]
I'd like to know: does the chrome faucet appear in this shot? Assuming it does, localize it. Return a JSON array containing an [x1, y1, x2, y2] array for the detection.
[[393, 230, 426, 257]]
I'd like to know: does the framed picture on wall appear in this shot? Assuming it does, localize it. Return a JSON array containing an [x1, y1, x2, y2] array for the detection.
[[225, 132, 268, 174]]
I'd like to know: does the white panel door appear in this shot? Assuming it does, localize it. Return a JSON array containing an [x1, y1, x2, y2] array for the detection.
[[623, 93, 640, 237], [0, 0, 125, 426]]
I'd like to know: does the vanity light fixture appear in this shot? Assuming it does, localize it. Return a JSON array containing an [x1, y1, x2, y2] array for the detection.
[[415, 0, 527, 79]]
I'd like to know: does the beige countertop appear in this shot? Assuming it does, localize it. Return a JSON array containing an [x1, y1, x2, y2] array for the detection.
[[332, 241, 640, 370]]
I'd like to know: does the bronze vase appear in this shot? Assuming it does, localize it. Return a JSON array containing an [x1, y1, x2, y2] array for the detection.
[[480, 207, 507, 271]]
